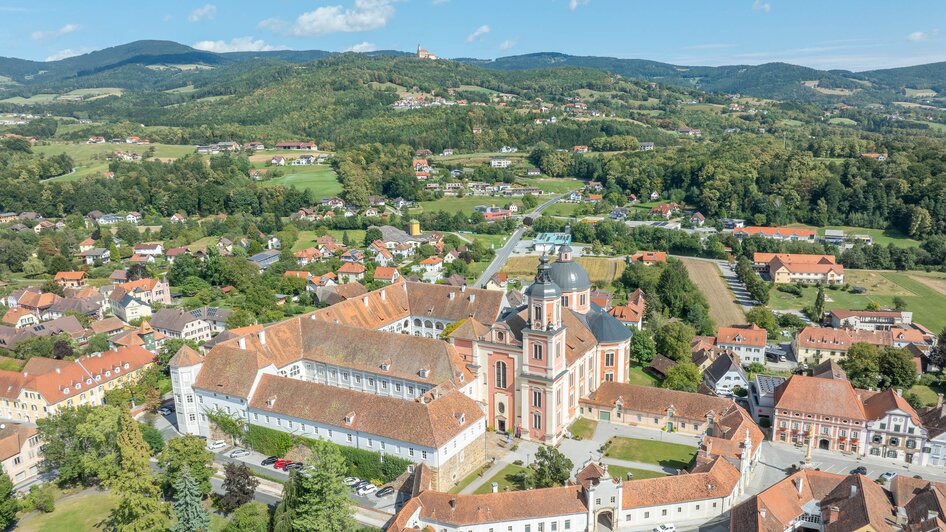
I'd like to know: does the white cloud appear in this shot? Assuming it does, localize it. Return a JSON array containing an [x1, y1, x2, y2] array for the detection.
[[272, 0, 395, 37], [193, 37, 283, 53], [31, 23, 79, 41], [345, 41, 378, 52], [568, 0, 589, 10], [752, 0, 771, 12], [188, 4, 217, 23], [499, 39, 517, 51], [465, 24, 490, 43], [907, 31, 929, 42], [45, 47, 91, 61]]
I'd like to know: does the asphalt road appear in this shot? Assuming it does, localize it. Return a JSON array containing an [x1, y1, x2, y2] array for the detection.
[[473, 191, 572, 288]]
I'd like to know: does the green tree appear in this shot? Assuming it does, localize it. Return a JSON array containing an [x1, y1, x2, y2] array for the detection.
[[532, 445, 573, 488], [85, 333, 111, 354], [363, 227, 383, 246], [662, 362, 702, 392], [159, 338, 200, 367], [21, 256, 46, 277], [840, 343, 881, 389], [892, 296, 908, 311], [654, 321, 695, 361], [171, 466, 210, 532], [745, 306, 780, 338], [813, 285, 825, 318], [220, 462, 260, 514], [106, 411, 169, 531], [630, 329, 657, 365], [223, 501, 270, 532], [521, 194, 539, 210], [275, 440, 355, 531], [160, 435, 214, 498], [140, 423, 166, 455], [0, 472, 17, 530], [38, 404, 122, 486], [878, 347, 917, 390]]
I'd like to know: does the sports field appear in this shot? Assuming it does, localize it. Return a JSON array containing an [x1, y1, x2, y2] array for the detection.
[[679, 257, 746, 326]]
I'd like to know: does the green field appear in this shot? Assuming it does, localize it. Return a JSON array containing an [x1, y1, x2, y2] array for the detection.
[[569, 417, 598, 440], [603, 437, 696, 470], [413, 196, 522, 215], [544, 203, 585, 217], [628, 364, 661, 387], [518, 177, 584, 194], [260, 166, 342, 200], [472, 464, 531, 494], [605, 464, 668, 481], [164, 84, 197, 94], [769, 269, 946, 332], [293, 229, 367, 251], [908, 384, 944, 407], [18, 491, 117, 531], [454, 232, 508, 249], [0, 93, 58, 104], [787, 223, 920, 248], [828, 117, 858, 126], [32, 142, 196, 182]]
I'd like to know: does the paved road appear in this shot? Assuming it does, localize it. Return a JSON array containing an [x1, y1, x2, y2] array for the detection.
[[473, 191, 573, 288]]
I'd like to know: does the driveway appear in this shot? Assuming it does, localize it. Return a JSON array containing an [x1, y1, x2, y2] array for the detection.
[[716, 260, 758, 308]]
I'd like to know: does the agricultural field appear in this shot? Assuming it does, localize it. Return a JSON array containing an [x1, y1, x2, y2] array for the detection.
[[33, 142, 196, 182], [679, 257, 747, 325], [502, 255, 625, 284], [768, 269, 946, 332], [786, 223, 920, 248], [0, 93, 58, 104], [163, 84, 197, 94], [543, 203, 585, 217], [457, 84, 498, 95], [828, 117, 858, 126], [259, 166, 342, 200], [905, 88, 937, 98]]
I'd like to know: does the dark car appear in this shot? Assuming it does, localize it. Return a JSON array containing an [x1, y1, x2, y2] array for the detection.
[[375, 486, 395, 498], [285, 462, 304, 472], [261, 456, 279, 466], [851, 466, 868, 475]]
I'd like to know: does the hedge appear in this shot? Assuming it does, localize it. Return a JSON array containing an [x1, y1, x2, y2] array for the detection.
[[243, 424, 412, 483]]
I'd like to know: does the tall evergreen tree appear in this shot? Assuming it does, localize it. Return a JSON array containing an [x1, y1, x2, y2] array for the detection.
[[105, 411, 169, 531], [814, 285, 826, 319], [274, 440, 355, 531], [171, 466, 211, 532]]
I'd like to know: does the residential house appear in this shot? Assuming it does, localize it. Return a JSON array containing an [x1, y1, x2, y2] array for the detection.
[[864, 389, 926, 464], [702, 352, 749, 397], [638, 142, 655, 151], [373, 266, 400, 284], [78, 238, 96, 253], [0, 316, 86, 350], [791, 326, 911, 365], [489, 158, 511, 169], [132, 242, 163, 257], [125, 212, 142, 224], [14, 289, 61, 320], [340, 249, 365, 263], [291, 154, 315, 166], [746, 374, 787, 424], [828, 309, 913, 331], [270, 156, 286, 166], [78, 248, 110, 265], [169, 213, 188, 224], [414, 256, 444, 280], [610, 208, 628, 220], [715, 324, 767, 365], [54, 271, 86, 289], [0, 423, 43, 486], [607, 288, 646, 329], [526, 167, 541, 176], [1, 308, 38, 329], [150, 308, 218, 343], [294, 247, 323, 266], [248, 250, 280, 271], [337, 262, 367, 283], [109, 288, 152, 323], [629, 251, 668, 265], [573, 145, 590, 153], [690, 212, 705, 226], [48, 296, 105, 322], [117, 278, 172, 305], [772, 375, 868, 453], [485, 272, 507, 291], [678, 127, 702, 137], [650, 203, 680, 219]]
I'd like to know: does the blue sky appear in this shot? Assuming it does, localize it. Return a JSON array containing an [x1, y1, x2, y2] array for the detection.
[[2, 0, 945, 71]]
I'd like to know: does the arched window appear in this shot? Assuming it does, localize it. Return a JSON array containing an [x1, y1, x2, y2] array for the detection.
[[424, 320, 434, 329], [403, 319, 409, 327], [436, 322, 444, 330], [495, 361, 507, 389], [414, 318, 422, 327], [497, 331, 505, 342]]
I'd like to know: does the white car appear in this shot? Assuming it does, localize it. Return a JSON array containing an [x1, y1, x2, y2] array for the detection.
[[207, 440, 227, 451], [880, 471, 898, 482], [357, 484, 378, 496], [157, 407, 173, 416], [228, 448, 250, 458], [654, 525, 676, 532]]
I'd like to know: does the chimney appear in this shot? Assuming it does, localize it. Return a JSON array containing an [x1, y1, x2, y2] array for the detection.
[[826, 506, 840, 523], [491, 482, 498, 493], [238, 337, 246, 350], [363, 296, 369, 307], [896, 388, 903, 397], [449, 292, 455, 300], [759, 508, 766, 519], [380, 289, 386, 301], [849, 484, 858, 498], [795, 476, 804, 496], [461, 285, 466, 293], [469, 293, 475, 303], [448, 498, 456, 509], [258, 330, 266, 345]]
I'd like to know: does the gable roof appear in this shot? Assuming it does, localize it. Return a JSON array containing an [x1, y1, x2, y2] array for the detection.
[[582, 381, 736, 421], [409, 485, 588, 527], [716, 323, 767, 348], [623, 456, 740, 508], [774, 375, 867, 420]]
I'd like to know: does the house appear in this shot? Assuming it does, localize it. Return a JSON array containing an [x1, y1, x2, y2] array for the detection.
[[920, 402, 946, 467], [97, 214, 122, 225], [266, 236, 281, 250], [108, 288, 152, 323], [169, 213, 188, 224], [270, 156, 286, 166], [275, 142, 316, 150], [0, 212, 17, 224], [13, 289, 61, 320], [690, 212, 706, 226], [702, 352, 749, 397], [413, 256, 443, 280], [828, 309, 912, 331], [723, 218, 746, 230], [485, 272, 508, 291], [78, 238, 97, 253], [489, 158, 511, 169], [532, 232, 571, 254], [772, 374, 868, 453], [1, 308, 38, 329], [746, 374, 787, 424], [678, 127, 702, 137], [499, 146, 518, 153], [862, 152, 888, 161], [125, 212, 142, 224], [629, 251, 667, 266], [0, 347, 155, 422], [734, 226, 817, 242], [607, 289, 646, 329], [117, 278, 172, 305], [87, 136, 106, 144], [294, 247, 323, 266], [373, 266, 399, 284], [526, 167, 541, 176], [245, 142, 265, 151], [90, 316, 127, 337], [792, 326, 897, 364], [649, 202, 680, 219], [32, 220, 55, 233], [151, 308, 217, 343], [610, 208, 628, 220], [0, 424, 43, 486], [48, 296, 105, 322], [440, 148, 454, 156], [291, 154, 315, 166], [337, 262, 367, 282], [753, 252, 844, 285], [340, 249, 365, 263], [715, 324, 767, 365], [573, 145, 590, 153], [133, 242, 163, 257], [54, 271, 86, 289], [638, 142, 655, 151], [248, 250, 280, 271], [863, 389, 926, 463], [165, 247, 188, 263]]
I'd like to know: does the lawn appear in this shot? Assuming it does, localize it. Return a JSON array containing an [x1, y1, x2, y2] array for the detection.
[[448, 463, 493, 494], [605, 464, 668, 481], [786, 223, 920, 248], [260, 166, 342, 200], [0, 93, 58, 104], [453, 232, 508, 249], [603, 437, 697, 470], [35, 142, 196, 182], [544, 203, 585, 217], [628, 364, 661, 387], [472, 464, 531, 494], [518, 177, 584, 194], [502, 256, 625, 284], [293, 229, 367, 251], [18, 491, 117, 531], [768, 269, 946, 332], [413, 196, 522, 215], [569, 417, 598, 440], [908, 384, 944, 407], [828, 117, 858, 126]]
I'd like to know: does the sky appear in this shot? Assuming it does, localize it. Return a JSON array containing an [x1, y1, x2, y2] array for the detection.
[[2, 0, 945, 71]]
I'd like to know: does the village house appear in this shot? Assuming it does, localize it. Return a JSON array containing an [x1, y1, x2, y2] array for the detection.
[[294, 247, 323, 266], [828, 308, 913, 330], [690, 212, 706, 226], [151, 308, 225, 343], [629, 251, 668, 266], [115, 277, 172, 305], [701, 351, 749, 397], [650, 202, 680, 219], [133, 242, 164, 257], [54, 271, 86, 289], [791, 326, 925, 364], [607, 288, 646, 329], [1, 308, 38, 329], [338, 262, 367, 283], [0, 423, 43, 486], [490, 158, 512, 169], [638, 141, 655, 151], [714, 324, 768, 365], [109, 288, 152, 323], [275, 141, 316, 150]]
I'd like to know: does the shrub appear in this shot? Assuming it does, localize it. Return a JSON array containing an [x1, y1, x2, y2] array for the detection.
[[139, 422, 165, 455], [510, 444, 519, 452], [759, 418, 771, 429], [776, 285, 802, 296], [513, 459, 524, 466]]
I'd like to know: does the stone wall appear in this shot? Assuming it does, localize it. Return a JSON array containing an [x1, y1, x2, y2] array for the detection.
[[431, 433, 487, 491]]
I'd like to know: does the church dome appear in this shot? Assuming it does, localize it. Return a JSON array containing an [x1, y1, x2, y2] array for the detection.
[[548, 258, 591, 292]]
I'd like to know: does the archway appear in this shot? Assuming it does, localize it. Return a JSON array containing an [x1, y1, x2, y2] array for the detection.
[[819, 439, 830, 450], [596, 510, 614, 532]]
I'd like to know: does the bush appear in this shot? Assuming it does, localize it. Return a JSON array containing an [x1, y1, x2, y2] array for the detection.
[[776, 285, 802, 296], [139, 422, 165, 455], [23, 484, 56, 513], [759, 418, 771, 429], [513, 459, 524, 466], [242, 424, 411, 483], [733, 386, 748, 398]]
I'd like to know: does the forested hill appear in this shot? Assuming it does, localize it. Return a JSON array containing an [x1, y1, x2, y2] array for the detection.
[[3, 41, 946, 103]]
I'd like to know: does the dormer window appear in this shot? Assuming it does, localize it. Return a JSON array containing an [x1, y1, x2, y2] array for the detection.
[[266, 396, 276, 407], [86, 378, 92, 385], [457, 413, 465, 424], [63, 387, 70, 394], [344, 412, 355, 424], [419, 368, 430, 379], [75, 383, 81, 390], [380, 361, 391, 372], [105, 371, 111, 377]]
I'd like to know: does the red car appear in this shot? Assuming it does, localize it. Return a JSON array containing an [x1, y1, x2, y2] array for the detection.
[[274, 459, 293, 470]]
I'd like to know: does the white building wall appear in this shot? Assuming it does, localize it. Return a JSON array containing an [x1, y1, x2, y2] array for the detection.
[[171, 362, 203, 435]]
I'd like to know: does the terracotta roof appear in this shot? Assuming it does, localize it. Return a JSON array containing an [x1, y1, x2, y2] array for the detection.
[[891, 327, 924, 344], [419, 256, 443, 266], [608, 304, 642, 324], [0, 423, 38, 462], [730, 470, 850, 531], [623, 457, 740, 508], [630, 251, 667, 263], [192, 345, 272, 398], [406, 283, 504, 324], [283, 271, 311, 279], [338, 262, 367, 274], [119, 278, 160, 293], [446, 318, 490, 341], [2, 308, 34, 325], [168, 345, 203, 368], [333, 281, 368, 300], [373, 266, 398, 280], [754, 252, 836, 265], [90, 317, 127, 335], [411, 485, 588, 526], [811, 359, 847, 381], [646, 354, 677, 376], [23, 346, 155, 406], [54, 271, 86, 281], [717, 323, 767, 348], [863, 389, 922, 425], [794, 326, 891, 351], [819, 474, 897, 531], [249, 375, 483, 448], [774, 375, 866, 420], [582, 381, 735, 421], [17, 290, 61, 309], [0, 371, 26, 400], [311, 284, 410, 329], [769, 255, 844, 275]]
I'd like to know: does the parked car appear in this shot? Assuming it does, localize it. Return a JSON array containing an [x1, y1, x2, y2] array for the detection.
[[352, 480, 371, 491], [375, 486, 395, 498], [261, 456, 279, 466], [880, 471, 898, 482], [228, 448, 250, 459], [357, 484, 378, 496], [851, 466, 868, 475], [207, 440, 227, 451], [274, 459, 293, 470], [654, 525, 676, 532], [285, 462, 304, 472], [344, 477, 361, 486], [157, 406, 173, 415]]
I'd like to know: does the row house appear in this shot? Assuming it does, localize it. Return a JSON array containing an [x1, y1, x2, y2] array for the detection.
[[792, 326, 926, 365]]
